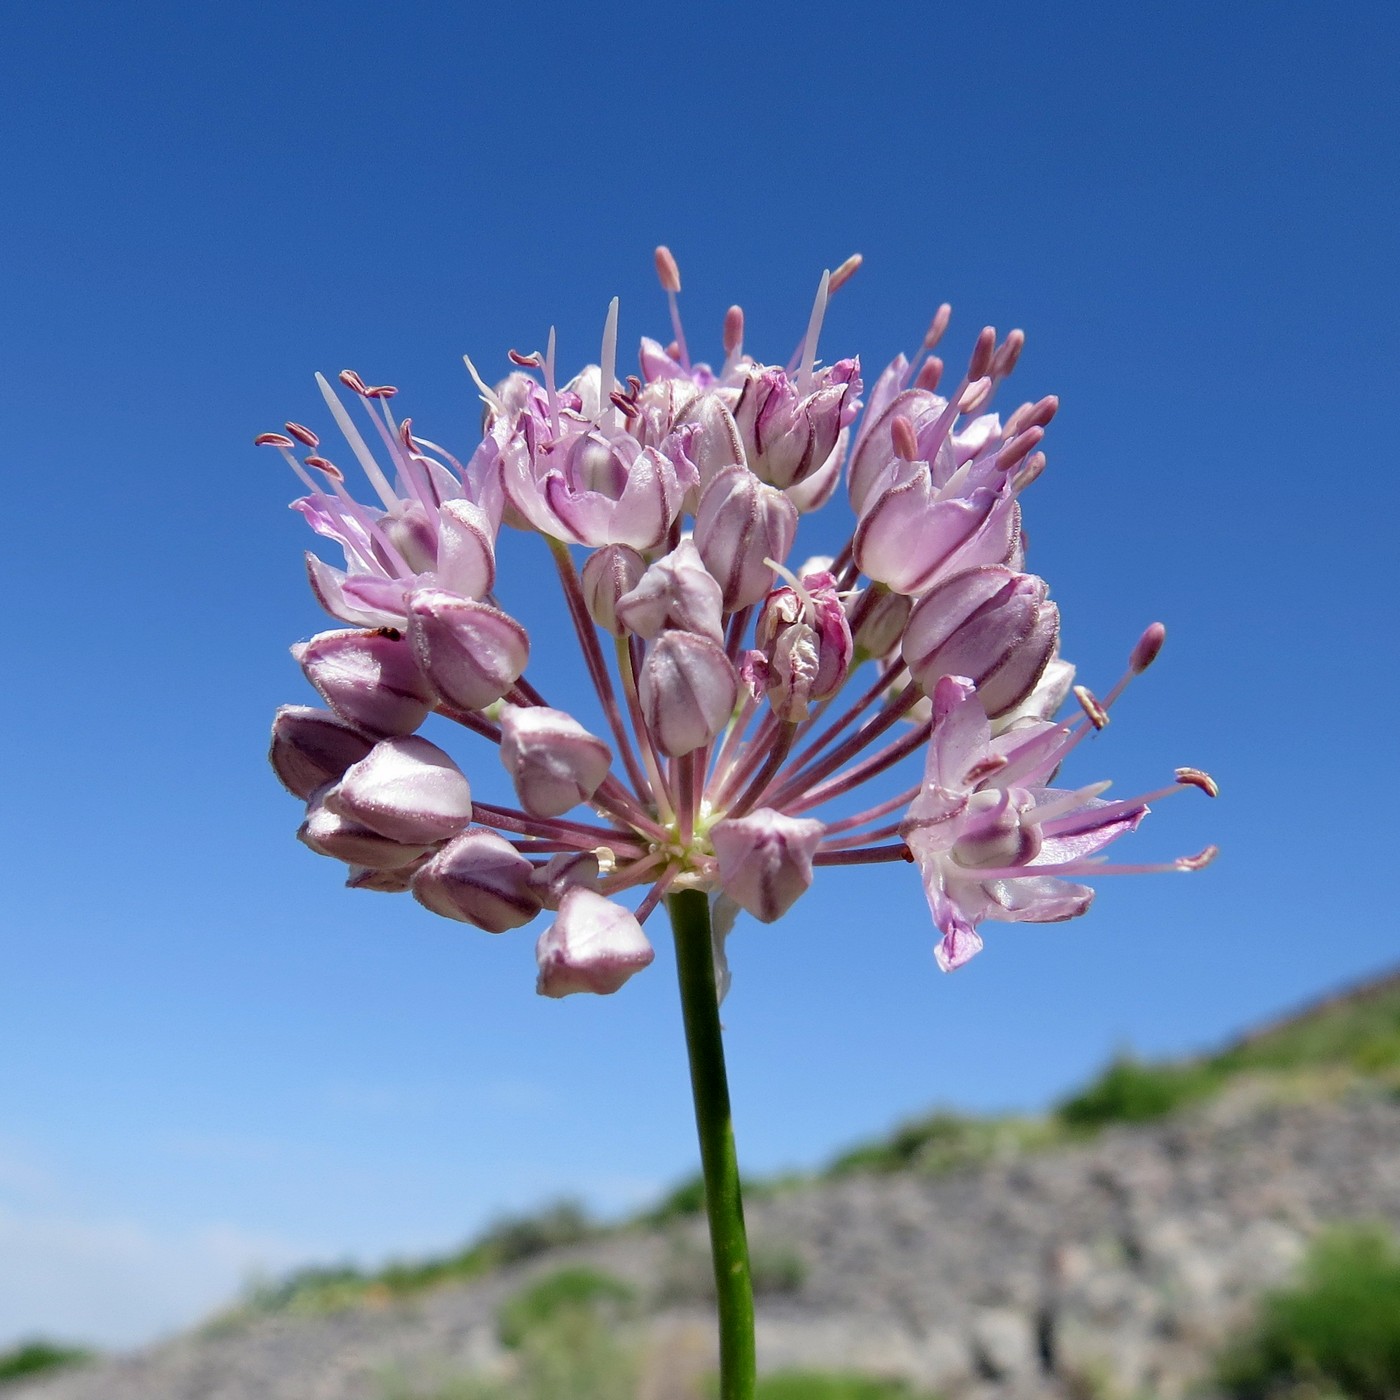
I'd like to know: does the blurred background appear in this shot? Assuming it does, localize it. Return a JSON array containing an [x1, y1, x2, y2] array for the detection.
[[1, 0, 1396, 1353]]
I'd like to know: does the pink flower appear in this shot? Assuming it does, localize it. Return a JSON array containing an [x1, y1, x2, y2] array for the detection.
[[262, 248, 1212, 989]]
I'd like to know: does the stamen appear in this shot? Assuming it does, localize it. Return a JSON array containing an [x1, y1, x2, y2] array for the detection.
[[1073, 686, 1110, 730], [1175, 766, 1219, 798], [967, 326, 997, 380], [798, 269, 831, 395], [1025, 781, 1113, 827], [545, 326, 560, 435], [315, 373, 401, 511], [284, 422, 320, 448], [828, 253, 863, 294], [995, 426, 1044, 474], [462, 354, 504, 414], [891, 415, 920, 462], [915, 357, 944, 391], [653, 245, 682, 293], [254, 432, 295, 449], [303, 455, 344, 482], [992, 329, 1025, 378], [1130, 622, 1167, 674], [924, 304, 953, 350], [723, 305, 744, 360], [508, 348, 543, 367], [1012, 450, 1047, 492]]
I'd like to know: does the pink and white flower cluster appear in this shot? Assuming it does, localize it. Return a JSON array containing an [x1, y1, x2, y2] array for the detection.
[[261, 249, 1214, 992]]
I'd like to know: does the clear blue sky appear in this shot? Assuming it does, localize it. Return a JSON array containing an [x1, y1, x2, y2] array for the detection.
[[2, 0, 1396, 1349]]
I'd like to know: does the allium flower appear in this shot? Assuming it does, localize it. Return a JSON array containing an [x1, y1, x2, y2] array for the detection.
[[261, 249, 1214, 993]]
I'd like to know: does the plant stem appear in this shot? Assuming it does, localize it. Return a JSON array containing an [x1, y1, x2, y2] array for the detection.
[[667, 887, 756, 1400]]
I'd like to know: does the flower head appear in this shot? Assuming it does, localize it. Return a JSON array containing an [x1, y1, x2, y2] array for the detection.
[[261, 248, 1213, 990]]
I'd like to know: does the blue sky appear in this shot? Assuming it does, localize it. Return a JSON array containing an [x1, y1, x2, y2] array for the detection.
[[1, 0, 1397, 1350]]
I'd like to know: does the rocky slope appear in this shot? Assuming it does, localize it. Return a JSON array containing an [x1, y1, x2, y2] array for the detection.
[[8, 1074, 1400, 1400]]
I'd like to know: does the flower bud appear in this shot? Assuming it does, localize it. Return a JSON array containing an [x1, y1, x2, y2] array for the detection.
[[293, 628, 433, 738], [299, 788, 434, 870], [784, 428, 847, 513], [580, 545, 646, 636], [902, 566, 1059, 720], [345, 863, 423, 893], [732, 362, 858, 489], [535, 888, 655, 997], [381, 501, 438, 574], [330, 736, 473, 845], [499, 704, 613, 818], [710, 808, 826, 922], [411, 828, 543, 932], [529, 851, 601, 909], [694, 464, 798, 611], [639, 632, 739, 757], [845, 586, 912, 661], [675, 393, 746, 493], [754, 571, 852, 721], [615, 539, 724, 643], [269, 705, 375, 799], [406, 588, 529, 712]]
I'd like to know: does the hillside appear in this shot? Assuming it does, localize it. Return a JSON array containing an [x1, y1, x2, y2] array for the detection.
[[7, 968, 1400, 1400]]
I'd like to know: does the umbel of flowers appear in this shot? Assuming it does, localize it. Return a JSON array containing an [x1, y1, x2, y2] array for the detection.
[[260, 249, 1214, 1398], [262, 248, 1213, 986]]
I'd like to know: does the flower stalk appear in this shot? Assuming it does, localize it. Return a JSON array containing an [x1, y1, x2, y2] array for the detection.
[[668, 887, 755, 1400]]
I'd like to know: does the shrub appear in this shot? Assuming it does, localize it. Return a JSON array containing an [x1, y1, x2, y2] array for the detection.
[[1056, 1055, 1217, 1129], [1215, 1225, 1400, 1400], [497, 1267, 635, 1350], [0, 1339, 93, 1382]]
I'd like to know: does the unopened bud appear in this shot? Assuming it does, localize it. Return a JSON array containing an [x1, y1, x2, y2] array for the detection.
[[406, 588, 530, 712], [269, 705, 375, 799], [293, 628, 434, 738], [499, 705, 612, 818], [615, 539, 724, 643], [411, 828, 542, 932], [535, 888, 655, 997], [754, 571, 852, 720], [529, 851, 601, 909], [330, 736, 473, 845], [845, 586, 912, 661], [902, 566, 1059, 719], [299, 788, 434, 870], [731, 361, 859, 489], [710, 808, 826, 922], [581, 545, 646, 636], [694, 464, 798, 611], [639, 632, 739, 757], [436, 498, 497, 600]]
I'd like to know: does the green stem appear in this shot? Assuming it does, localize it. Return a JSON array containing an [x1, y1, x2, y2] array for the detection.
[[667, 887, 756, 1400]]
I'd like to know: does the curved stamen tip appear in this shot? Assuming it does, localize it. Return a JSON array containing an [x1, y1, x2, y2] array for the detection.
[[828, 253, 863, 293], [285, 421, 319, 448], [1130, 622, 1168, 673], [254, 432, 295, 448], [364, 384, 397, 399], [304, 455, 345, 482], [1175, 766, 1219, 798], [508, 348, 543, 367], [338, 369, 369, 396], [1178, 844, 1219, 872], [653, 245, 682, 293], [1073, 685, 1110, 730]]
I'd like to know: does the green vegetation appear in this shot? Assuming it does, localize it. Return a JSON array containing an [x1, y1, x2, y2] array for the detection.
[[497, 1267, 634, 1349], [1056, 1055, 1219, 1129], [0, 1339, 93, 1384], [1215, 1225, 1400, 1400], [828, 1109, 1060, 1177], [238, 1201, 595, 1316], [750, 1374, 938, 1400]]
